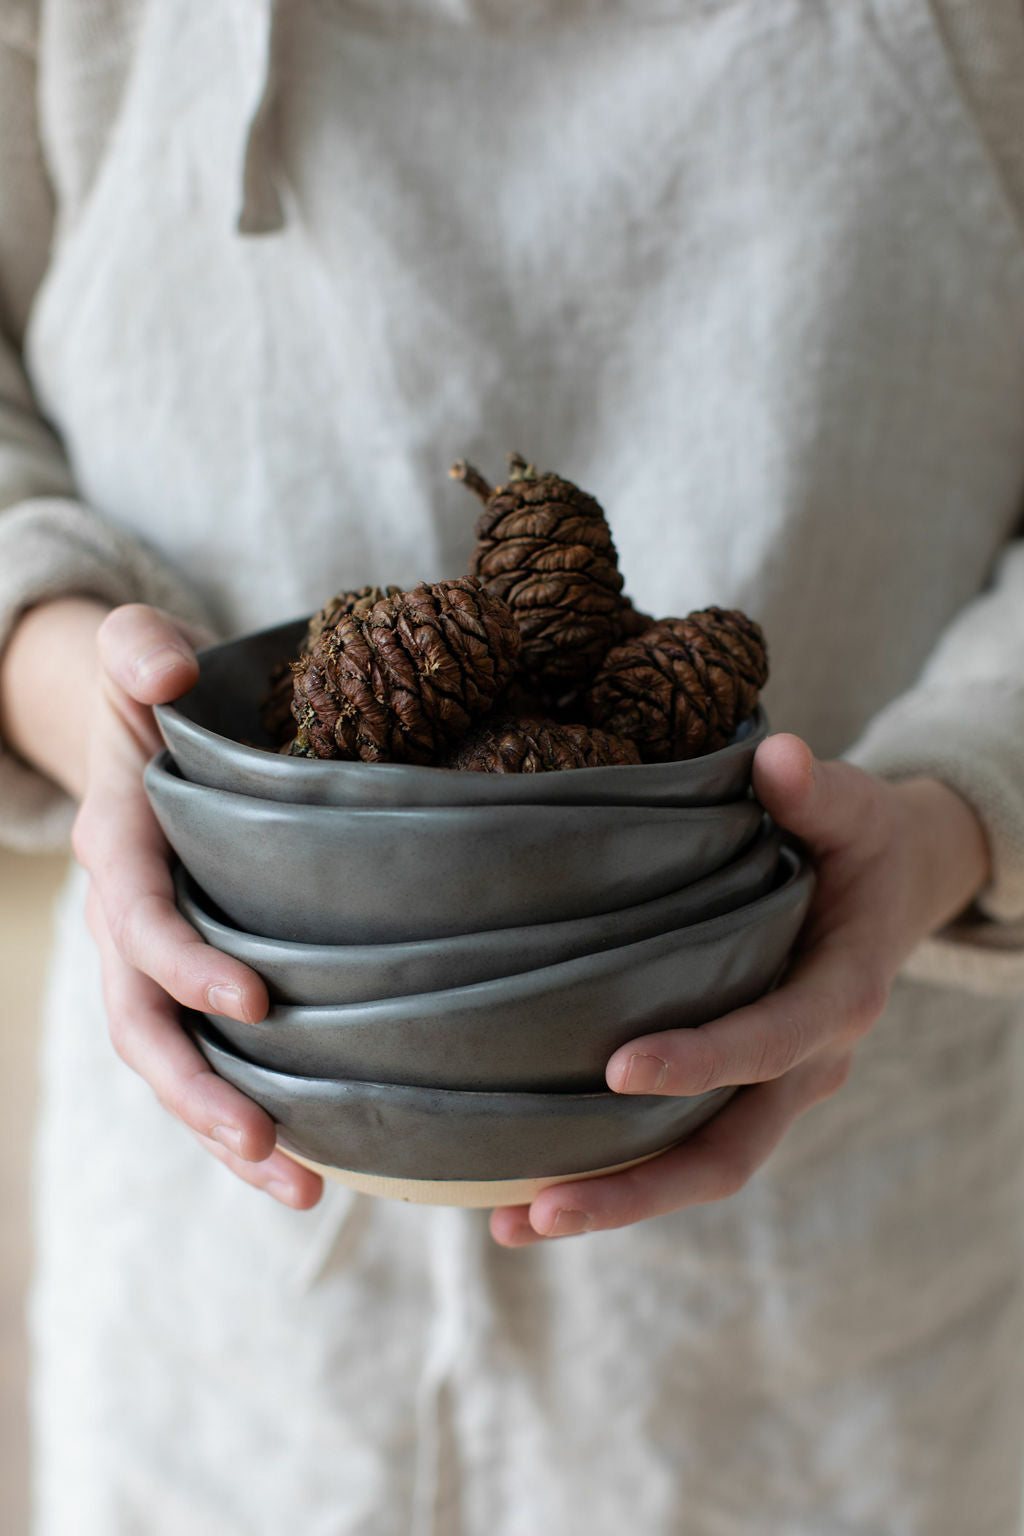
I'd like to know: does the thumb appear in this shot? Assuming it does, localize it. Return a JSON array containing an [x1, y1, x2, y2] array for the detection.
[[752, 733, 879, 857], [97, 603, 206, 706]]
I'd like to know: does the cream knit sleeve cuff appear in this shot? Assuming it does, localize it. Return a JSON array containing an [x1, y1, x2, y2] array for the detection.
[[846, 679, 1024, 997], [842, 538, 1024, 997], [0, 496, 213, 852]]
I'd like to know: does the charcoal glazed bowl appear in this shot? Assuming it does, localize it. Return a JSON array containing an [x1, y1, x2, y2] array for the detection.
[[200, 845, 813, 1089], [174, 819, 783, 1004], [154, 618, 770, 808], [145, 751, 764, 945], [187, 1010, 739, 1207]]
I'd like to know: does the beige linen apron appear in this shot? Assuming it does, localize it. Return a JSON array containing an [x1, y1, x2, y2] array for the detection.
[[25, 2, 1024, 1531]]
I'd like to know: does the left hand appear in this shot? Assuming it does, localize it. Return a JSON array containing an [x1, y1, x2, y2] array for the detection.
[[490, 732, 992, 1246]]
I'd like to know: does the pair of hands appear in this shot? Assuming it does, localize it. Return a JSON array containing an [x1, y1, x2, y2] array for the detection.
[[51, 602, 991, 1244]]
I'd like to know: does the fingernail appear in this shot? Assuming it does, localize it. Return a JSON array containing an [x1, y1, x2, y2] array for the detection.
[[620, 1052, 669, 1093], [267, 1179, 298, 1204], [134, 644, 192, 685], [211, 1124, 243, 1154], [206, 984, 244, 1019], [545, 1208, 594, 1238]]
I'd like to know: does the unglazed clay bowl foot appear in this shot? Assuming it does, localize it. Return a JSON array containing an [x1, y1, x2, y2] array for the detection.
[[154, 618, 770, 808], [145, 751, 764, 945], [186, 1011, 737, 1205], [280, 1148, 680, 1208], [199, 845, 813, 1089], [174, 818, 783, 1004]]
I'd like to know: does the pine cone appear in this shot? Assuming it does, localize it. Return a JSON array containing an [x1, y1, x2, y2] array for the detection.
[[262, 661, 301, 745], [586, 607, 768, 762], [452, 453, 628, 689], [305, 584, 404, 649], [260, 586, 405, 745], [290, 578, 521, 764], [619, 596, 656, 638], [446, 715, 641, 774]]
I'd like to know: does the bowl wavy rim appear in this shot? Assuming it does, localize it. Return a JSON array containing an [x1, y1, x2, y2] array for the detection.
[[154, 617, 769, 804], [146, 748, 765, 830], [188, 1010, 735, 1111], [173, 816, 784, 965], [200, 843, 811, 1027]]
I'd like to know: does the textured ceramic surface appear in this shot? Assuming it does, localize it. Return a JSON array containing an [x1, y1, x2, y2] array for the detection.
[[155, 618, 770, 808], [175, 819, 783, 1003], [146, 752, 764, 945], [187, 1012, 737, 1181], [202, 845, 813, 1088]]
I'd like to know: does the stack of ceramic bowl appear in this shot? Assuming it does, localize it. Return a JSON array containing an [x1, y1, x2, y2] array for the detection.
[[146, 619, 815, 1207]]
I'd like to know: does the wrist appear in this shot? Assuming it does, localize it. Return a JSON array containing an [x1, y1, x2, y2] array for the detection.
[[0, 596, 110, 801], [890, 776, 992, 936]]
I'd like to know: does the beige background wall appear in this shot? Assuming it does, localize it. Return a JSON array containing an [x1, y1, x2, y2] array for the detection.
[[1, 849, 69, 1536]]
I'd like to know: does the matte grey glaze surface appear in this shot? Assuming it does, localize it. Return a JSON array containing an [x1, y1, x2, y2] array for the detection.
[[175, 819, 783, 1003], [146, 751, 764, 944], [187, 1012, 737, 1180], [155, 618, 769, 808], [203, 846, 813, 1088]]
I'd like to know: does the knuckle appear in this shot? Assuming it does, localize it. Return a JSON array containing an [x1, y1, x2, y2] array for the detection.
[[704, 1149, 752, 1203], [752, 1009, 806, 1082], [684, 1030, 722, 1095], [106, 1009, 134, 1065], [817, 1053, 853, 1101], [104, 899, 139, 965], [844, 975, 888, 1040], [165, 940, 217, 1009], [613, 1169, 655, 1228], [161, 1064, 208, 1130], [83, 882, 103, 939], [98, 601, 154, 645], [71, 806, 97, 869], [104, 890, 166, 975]]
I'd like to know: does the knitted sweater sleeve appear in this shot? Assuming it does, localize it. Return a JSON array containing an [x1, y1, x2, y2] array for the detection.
[[0, 15, 209, 852], [845, 536, 1024, 996]]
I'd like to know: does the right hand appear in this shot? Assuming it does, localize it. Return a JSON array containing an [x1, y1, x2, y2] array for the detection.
[[69, 602, 323, 1207]]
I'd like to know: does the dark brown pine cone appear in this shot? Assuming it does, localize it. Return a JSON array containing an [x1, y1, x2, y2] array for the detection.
[[446, 715, 641, 774], [305, 584, 404, 649], [619, 596, 656, 639], [452, 453, 628, 690], [290, 577, 521, 764], [262, 661, 301, 746], [586, 607, 768, 762], [261, 586, 405, 746]]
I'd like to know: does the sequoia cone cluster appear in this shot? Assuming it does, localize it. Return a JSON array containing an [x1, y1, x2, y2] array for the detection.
[[264, 455, 769, 773]]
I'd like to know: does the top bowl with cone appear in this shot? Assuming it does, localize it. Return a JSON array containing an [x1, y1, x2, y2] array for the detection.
[[154, 617, 770, 808], [156, 454, 772, 811]]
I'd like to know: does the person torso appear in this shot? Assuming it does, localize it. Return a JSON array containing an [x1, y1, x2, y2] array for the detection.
[[24, 0, 1024, 754]]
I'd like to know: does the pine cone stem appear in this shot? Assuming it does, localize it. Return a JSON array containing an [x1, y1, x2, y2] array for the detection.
[[507, 452, 535, 480], [449, 460, 494, 505]]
